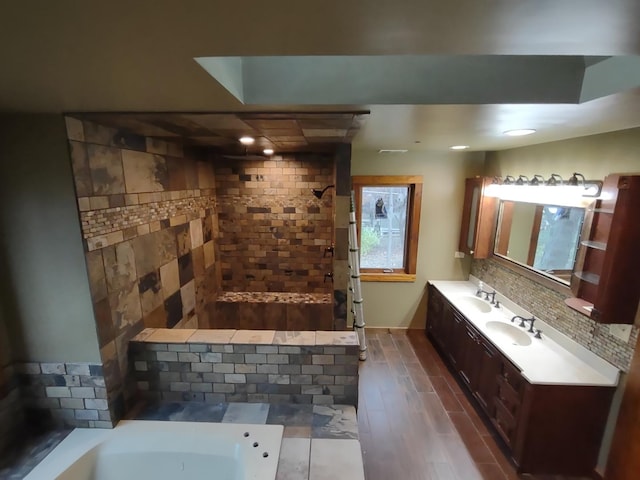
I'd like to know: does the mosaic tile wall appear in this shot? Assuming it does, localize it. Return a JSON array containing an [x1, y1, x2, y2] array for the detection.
[[471, 259, 638, 371], [213, 155, 334, 294], [65, 116, 222, 421], [130, 329, 359, 406], [17, 362, 111, 429]]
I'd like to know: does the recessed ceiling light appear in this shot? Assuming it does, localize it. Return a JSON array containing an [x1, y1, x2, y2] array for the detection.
[[503, 129, 536, 137], [263, 148, 274, 155], [239, 136, 255, 145], [450, 145, 470, 150], [378, 149, 408, 154]]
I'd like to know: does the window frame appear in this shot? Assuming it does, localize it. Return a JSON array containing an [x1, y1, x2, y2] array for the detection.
[[352, 175, 423, 282]]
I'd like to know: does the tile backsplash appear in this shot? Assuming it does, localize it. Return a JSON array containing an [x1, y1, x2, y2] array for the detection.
[[472, 258, 638, 371]]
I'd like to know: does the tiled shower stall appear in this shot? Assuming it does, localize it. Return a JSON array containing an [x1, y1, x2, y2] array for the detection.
[[18, 116, 353, 428]]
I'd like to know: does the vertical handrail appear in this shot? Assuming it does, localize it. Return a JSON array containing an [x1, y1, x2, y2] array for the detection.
[[349, 191, 367, 360]]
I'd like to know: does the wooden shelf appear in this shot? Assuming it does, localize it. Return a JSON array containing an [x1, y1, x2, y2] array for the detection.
[[564, 297, 594, 316], [580, 240, 607, 251], [568, 174, 640, 324], [574, 271, 600, 285]]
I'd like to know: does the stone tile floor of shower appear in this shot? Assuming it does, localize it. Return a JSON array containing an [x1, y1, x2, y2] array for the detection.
[[2, 330, 600, 480]]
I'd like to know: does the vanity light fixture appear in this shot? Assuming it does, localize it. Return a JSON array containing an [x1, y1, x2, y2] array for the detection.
[[567, 172, 586, 186], [263, 148, 274, 155], [239, 136, 255, 145], [546, 173, 564, 186], [504, 129, 536, 137], [450, 145, 470, 150], [486, 170, 603, 204], [529, 175, 545, 186], [567, 172, 603, 197]]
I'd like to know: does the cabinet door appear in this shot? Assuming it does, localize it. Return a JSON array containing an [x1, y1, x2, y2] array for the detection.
[[426, 284, 444, 343], [447, 309, 466, 369], [474, 338, 501, 415], [458, 177, 498, 258], [458, 323, 481, 387]]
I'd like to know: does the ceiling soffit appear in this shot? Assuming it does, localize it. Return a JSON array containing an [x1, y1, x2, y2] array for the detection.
[[195, 55, 640, 106]]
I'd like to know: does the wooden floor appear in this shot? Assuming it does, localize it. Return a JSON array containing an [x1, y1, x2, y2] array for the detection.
[[357, 330, 592, 480]]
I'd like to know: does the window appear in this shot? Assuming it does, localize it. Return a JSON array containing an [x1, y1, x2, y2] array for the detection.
[[352, 176, 423, 282]]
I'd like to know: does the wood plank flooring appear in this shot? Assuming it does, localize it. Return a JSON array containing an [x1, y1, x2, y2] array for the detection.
[[358, 330, 592, 480]]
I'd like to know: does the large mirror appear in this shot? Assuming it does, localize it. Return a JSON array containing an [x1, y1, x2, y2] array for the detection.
[[494, 201, 585, 284]]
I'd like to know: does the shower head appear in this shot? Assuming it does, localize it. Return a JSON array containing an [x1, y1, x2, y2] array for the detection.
[[312, 185, 335, 199]]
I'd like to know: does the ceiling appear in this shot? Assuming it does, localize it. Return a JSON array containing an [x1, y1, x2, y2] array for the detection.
[[74, 112, 368, 154], [2, 1, 640, 152]]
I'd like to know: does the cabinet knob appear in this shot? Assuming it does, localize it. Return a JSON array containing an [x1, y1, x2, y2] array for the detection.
[[470, 250, 474, 254]]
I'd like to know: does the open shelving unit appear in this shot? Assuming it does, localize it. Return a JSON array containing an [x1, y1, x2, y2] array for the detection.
[[567, 173, 640, 324]]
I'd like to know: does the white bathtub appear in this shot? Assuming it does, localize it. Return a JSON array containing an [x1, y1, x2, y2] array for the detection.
[[25, 421, 283, 480]]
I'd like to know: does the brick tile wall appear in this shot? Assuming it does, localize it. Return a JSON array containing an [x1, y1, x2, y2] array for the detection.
[[130, 330, 359, 406], [472, 258, 638, 371], [16, 362, 112, 429], [214, 155, 334, 294]]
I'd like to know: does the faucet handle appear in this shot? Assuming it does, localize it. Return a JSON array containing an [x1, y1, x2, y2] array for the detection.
[[534, 329, 543, 339], [494, 300, 500, 309], [528, 316, 536, 333]]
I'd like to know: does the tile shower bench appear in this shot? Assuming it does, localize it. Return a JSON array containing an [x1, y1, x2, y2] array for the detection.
[[130, 329, 359, 406], [212, 292, 334, 331]]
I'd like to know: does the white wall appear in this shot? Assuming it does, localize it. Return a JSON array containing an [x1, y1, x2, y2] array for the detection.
[[351, 149, 485, 328]]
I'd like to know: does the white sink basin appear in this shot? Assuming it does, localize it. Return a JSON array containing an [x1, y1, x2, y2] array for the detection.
[[485, 321, 532, 346], [456, 296, 493, 313]]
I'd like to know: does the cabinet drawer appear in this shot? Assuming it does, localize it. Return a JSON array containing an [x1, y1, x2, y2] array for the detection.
[[497, 375, 521, 417], [493, 397, 517, 446], [500, 360, 524, 393]]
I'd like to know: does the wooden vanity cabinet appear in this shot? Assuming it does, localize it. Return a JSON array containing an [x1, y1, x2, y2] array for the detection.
[[426, 284, 615, 475], [458, 177, 498, 258], [569, 173, 640, 324]]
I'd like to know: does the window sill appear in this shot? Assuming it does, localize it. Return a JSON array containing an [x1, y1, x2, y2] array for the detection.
[[361, 273, 416, 283]]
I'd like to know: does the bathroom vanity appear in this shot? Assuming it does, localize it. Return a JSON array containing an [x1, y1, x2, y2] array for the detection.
[[426, 280, 618, 476]]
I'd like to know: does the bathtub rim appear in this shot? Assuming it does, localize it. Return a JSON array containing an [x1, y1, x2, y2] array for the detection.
[[24, 420, 284, 480]]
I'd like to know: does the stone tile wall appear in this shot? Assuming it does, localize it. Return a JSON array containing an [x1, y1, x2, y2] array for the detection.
[[472, 258, 638, 371], [130, 329, 359, 406], [214, 155, 334, 294], [16, 362, 111, 429], [333, 144, 352, 330], [65, 116, 221, 422]]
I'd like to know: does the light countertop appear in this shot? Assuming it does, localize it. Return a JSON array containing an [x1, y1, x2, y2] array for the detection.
[[430, 279, 619, 387]]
